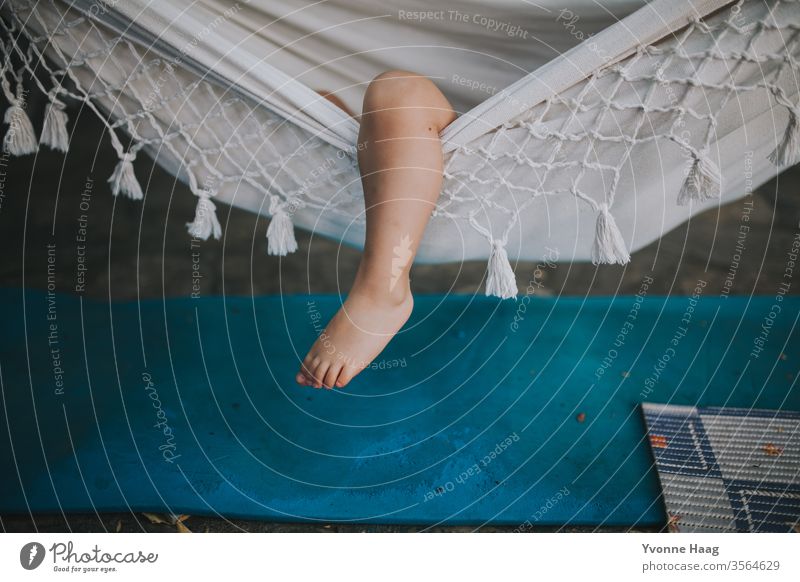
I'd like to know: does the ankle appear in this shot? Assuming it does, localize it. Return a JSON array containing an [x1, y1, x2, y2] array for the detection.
[[385, 278, 412, 306], [352, 271, 411, 307]]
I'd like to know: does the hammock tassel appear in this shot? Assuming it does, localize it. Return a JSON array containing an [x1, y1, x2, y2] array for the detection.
[[108, 151, 143, 200], [592, 204, 630, 265], [267, 199, 298, 256], [677, 149, 720, 205], [485, 239, 518, 299], [2, 98, 38, 156], [768, 106, 800, 167], [186, 190, 222, 240], [40, 97, 69, 153]]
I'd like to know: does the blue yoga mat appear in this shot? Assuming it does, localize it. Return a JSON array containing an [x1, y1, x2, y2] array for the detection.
[[0, 288, 797, 526]]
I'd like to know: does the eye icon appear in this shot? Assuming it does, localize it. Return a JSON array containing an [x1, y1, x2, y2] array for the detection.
[[20, 542, 46, 570]]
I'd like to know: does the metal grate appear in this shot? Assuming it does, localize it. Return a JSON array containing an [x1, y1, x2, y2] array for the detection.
[[642, 403, 800, 532]]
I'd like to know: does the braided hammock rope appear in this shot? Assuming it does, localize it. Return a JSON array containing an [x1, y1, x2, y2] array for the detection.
[[1, 0, 799, 298]]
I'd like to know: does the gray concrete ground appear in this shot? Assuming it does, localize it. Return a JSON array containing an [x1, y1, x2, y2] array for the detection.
[[1, 102, 798, 533]]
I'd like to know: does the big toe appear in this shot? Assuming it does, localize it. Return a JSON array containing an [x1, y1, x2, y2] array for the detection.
[[336, 365, 359, 388]]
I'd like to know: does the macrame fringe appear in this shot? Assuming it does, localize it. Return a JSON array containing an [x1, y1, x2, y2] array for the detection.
[[267, 208, 298, 256], [485, 240, 518, 299], [677, 150, 721, 205], [592, 205, 630, 265], [108, 152, 143, 200], [40, 99, 69, 153], [2, 101, 38, 155], [768, 106, 800, 167], [186, 191, 222, 240]]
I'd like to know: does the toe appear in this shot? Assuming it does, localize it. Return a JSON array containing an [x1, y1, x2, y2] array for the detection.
[[313, 361, 330, 389], [336, 365, 357, 388], [303, 356, 320, 383], [299, 359, 316, 386], [323, 363, 343, 390], [295, 372, 307, 385]]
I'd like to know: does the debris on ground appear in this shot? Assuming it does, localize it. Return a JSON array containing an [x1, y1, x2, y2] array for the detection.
[[142, 513, 169, 525], [142, 512, 193, 532], [667, 515, 681, 533]]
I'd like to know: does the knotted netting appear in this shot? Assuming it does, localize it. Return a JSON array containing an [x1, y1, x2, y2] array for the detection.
[[1, 0, 799, 298]]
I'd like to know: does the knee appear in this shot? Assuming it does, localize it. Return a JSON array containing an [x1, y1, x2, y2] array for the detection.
[[363, 70, 454, 125]]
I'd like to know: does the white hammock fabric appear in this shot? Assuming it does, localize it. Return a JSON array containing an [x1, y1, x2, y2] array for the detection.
[[2, 0, 799, 298]]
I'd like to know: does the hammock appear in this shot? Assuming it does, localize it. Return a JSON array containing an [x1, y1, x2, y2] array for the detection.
[[2, 0, 799, 298]]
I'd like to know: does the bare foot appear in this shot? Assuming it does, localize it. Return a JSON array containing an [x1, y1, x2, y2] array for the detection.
[[296, 281, 413, 389]]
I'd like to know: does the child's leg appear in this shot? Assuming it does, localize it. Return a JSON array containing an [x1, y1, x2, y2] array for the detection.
[[297, 70, 456, 389]]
